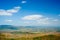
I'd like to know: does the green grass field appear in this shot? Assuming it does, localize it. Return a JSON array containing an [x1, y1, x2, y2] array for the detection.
[[0, 32, 60, 40]]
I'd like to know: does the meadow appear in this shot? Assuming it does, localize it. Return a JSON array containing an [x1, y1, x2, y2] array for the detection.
[[0, 32, 60, 40]]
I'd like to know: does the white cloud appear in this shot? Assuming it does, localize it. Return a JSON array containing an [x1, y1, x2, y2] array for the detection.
[[21, 1, 26, 3], [22, 15, 43, 20], [0, 9, 12, 16], [52, 19, 58, 21], [5, 20, 13, 22], [21, 15, 59, 26], [0, 6, 21, 16]]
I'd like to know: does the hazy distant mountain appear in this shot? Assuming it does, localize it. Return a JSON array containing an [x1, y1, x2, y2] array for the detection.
[[0, 25, 18, 30], [0, 25, 60, 33]]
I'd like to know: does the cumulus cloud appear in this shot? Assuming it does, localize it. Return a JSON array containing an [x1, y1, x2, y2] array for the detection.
[[21, 15, 59, 26], [0, 6, 21, 16], [52, 19, 58, 21], [22, 15, 43, 20], [21, 1, 26, 3], [5, 20, 13, 22]]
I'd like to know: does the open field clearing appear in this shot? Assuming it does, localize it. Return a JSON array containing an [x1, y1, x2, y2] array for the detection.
[[0, 32, 60, 40]]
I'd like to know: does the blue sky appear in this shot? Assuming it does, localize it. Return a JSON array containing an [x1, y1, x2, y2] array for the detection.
[[0, 0, 60, 26]]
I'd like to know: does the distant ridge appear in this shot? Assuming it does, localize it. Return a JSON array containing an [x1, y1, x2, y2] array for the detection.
[[0, 25, 60, 33], [0, 25, 18, 30]]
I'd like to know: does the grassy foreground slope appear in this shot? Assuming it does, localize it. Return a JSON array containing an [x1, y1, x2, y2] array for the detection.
[[33, 35, 60, 40], [0, 32, 60, 40]]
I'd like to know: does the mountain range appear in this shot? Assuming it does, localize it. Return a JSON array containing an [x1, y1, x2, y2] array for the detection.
[[0, 25, 60, 33]]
